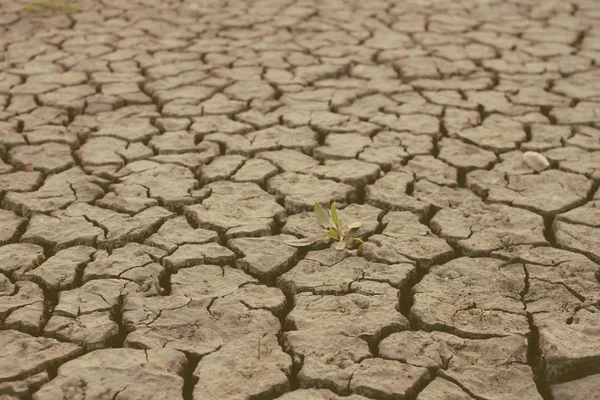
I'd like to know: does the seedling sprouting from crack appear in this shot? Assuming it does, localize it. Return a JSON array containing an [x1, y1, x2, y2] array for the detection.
[[284, 203, 365, 254], [468, 308, 500, 330], [24, 0, 80, 12]]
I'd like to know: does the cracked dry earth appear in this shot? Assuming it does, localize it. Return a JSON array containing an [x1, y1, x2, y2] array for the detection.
[[0, 1, 600, 400]]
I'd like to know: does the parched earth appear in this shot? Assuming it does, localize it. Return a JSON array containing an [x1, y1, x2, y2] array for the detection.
[[0, 0, 599, 399]]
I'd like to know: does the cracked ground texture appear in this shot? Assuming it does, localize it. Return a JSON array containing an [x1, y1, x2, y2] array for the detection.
[[0, 0, 599, 399]]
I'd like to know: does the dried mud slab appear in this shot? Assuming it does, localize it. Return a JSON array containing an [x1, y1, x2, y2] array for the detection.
[[193, 334, 292, 400], [307, 159, 381, 189], [287, 286, 408, 344], [521, 124, 571, 152], [44, 311, 120, 351], [82, 243, 166, 295], [411, 257, 529, 338], [0, 243, 45, 279], [370, 113, 439, 137], [258, 149, 319, 173], [23, 245, 96, 292], [430, 198, 547, 255], [3, 167, 106, 217], [455, 114, 526, 152], [380, 332, 541, 400], [365, 171, 429, 217], [149, 130, 219, 156], [115, 161, 200, 208], [0, 171, 44, 197], [219, 125, 317, 156], [60, 203, 173, 250], [412, 180, 480, 211], [543, 146, 600, 181], [550, 374, 600, 400], [170, 265, 257, 302], [162, 242, 236, 271], [0, 281, 45, 334], [556, 192, 600, 228], [8, 143, 74, 174], [0, 330, 82, 384], [268, 172, 356, 213], [282, 268, 409, 393], [494, 246, 600, 305], [124, 292, 283, 357], [553, 190, 600, 262], [186, 180, 285, 238], [275, 389, 371, 400], [469, 168, 592, 216], [491, 246, 600, 383], [229, 235, 298, 280], [313, 133, 372, 161], [96, 183, 159, 215], [232, 158, 279, 185], [145, 216, 218, 253], [416, 378, 472, 400], [554, 218, 600, 263], [553, 69, 600, 99], [200, 154, 247, 184], [32, 348, 186, 400], [123, 265, 284, 356], [44, 279, 140, 349], [366, 211, 454, 269], [0, 371, 50, 399], [21, 213, 104, 252], [536, 307, 600, 383], [516, 250, 600, 381], [363, 131, 433, 169], [282, 330, 372, 394], [76, 137, 129, 171], [350, 358, 430, 399], [123, 294, 224, 357], [568, 126, 600, 151], [403, 155, 458, 187], [438, 138, 497, 172], [278, 249, 415, 296]]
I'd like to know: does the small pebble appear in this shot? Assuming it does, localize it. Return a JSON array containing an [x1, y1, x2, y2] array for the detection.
[[522, 151, 550, 172]]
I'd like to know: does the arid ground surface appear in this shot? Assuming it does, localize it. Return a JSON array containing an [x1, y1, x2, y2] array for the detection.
[[1, 0, 599, 399]]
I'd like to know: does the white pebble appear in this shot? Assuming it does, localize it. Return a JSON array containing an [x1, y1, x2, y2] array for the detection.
[[522, 151, 550, 172]]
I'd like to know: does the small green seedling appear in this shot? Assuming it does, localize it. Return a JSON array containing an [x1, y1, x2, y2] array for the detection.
[[285, 203, 364, 253], [24, 0, 80, 12]]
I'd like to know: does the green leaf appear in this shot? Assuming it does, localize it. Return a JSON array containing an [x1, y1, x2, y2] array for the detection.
[[284, 237, 324, 247], [34, 1, 54, 9], [314, 203, 332, 229], [330, 203, 339, 231]]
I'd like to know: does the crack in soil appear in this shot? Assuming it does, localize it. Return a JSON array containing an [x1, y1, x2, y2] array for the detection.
[[521, 264, 553, 400]]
